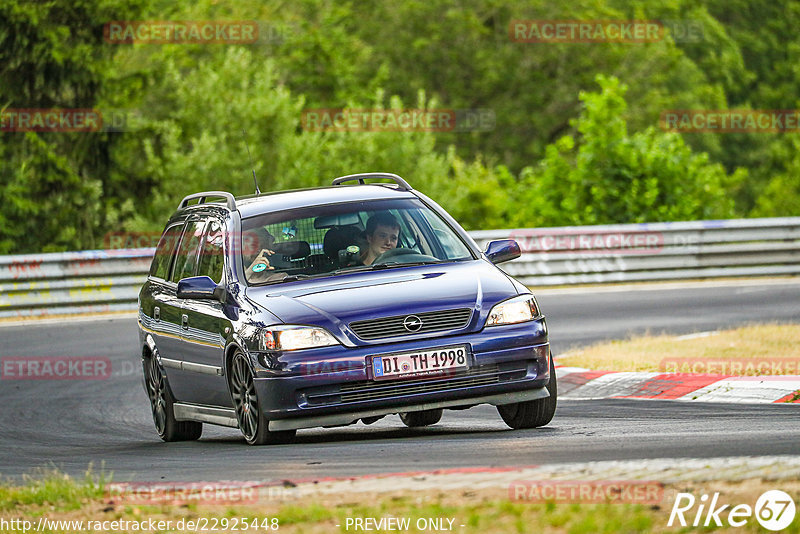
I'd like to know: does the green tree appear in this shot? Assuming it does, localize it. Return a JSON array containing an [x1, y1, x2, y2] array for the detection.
[[510, 75, 745, 227], [111, 46, 505, 232], [752, 136, 800, 217], [0, 0, 147, 253], [690, 0, 800, 213], [3, 0, 799, 254]]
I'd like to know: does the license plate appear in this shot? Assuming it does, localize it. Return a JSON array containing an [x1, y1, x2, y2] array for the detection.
[[371, 345, 469, 380]]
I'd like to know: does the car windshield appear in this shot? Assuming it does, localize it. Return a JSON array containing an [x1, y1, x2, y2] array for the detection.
[[240, 198, 474, 285]]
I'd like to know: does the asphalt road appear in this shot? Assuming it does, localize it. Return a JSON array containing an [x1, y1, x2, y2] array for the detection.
[[540, 279, 800, 354], [0, 279, 798, 482]]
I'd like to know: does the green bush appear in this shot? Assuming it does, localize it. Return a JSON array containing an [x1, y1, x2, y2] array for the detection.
[[509, 75, 746, 227]]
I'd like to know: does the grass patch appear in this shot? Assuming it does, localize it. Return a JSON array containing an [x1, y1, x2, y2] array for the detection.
[[276, 502, 335, 525], [1, 474, 799, 533], [556, 323, 800, 375], [0, 467, 107, 512]]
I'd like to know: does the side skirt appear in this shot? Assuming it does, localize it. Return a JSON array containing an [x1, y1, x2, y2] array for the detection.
[[173, 403, 238, 428]]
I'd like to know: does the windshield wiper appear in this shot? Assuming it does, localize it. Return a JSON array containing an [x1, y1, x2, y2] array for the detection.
[[332, 260, 444, 275], [332, 263, 398, 275], [259, 273, 314, 285], [256, 260, 450, 286], [395, 260, 444, 266]]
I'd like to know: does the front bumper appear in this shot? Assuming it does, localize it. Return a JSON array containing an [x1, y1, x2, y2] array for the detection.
[[268, 386, 550, 431], [251, 319, 551, 428]]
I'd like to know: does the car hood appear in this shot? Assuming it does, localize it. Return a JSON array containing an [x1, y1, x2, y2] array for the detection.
[[244, 260, 519, 343]]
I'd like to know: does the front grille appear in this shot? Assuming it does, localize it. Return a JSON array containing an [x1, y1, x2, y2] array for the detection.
[[349, 308, 472, 340], [302, 361, 531, 406]]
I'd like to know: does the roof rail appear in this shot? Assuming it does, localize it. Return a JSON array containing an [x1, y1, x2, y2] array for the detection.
[[331, 173, 413, 191], [178, 191, 237, 211]]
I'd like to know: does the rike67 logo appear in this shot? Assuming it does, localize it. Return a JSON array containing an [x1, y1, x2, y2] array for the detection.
[[669, 490, 796, 531]]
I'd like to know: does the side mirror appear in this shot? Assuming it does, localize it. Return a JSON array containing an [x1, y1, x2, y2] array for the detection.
[[484, 239, 521, 264], [177, 276, 221, 300]]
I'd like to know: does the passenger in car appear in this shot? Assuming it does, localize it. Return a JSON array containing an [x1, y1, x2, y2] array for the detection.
[[243, 227, 284, 282], [361, 212, 400, 265]]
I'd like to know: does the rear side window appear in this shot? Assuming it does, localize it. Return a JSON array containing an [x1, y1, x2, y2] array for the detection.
[[170, 220, 206, 282], [197, 220, 224, 283], [149, 224, 183, 280]]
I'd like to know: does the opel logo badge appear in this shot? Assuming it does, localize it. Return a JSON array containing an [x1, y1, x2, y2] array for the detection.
[[403, 315, 423, 332]]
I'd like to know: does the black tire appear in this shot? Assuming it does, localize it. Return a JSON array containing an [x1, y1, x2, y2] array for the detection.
[[144, 355, 202, 442], [229, 351, 296, 445], [399, 408, 443, 427], [497, 353, 557, 429]]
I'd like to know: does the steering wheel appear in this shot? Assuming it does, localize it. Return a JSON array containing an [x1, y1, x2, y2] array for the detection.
[[373, 247, 439, 265]]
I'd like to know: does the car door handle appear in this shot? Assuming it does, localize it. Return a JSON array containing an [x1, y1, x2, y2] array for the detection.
[[181, 314, 189, 330], [153, 306, 160, 321]]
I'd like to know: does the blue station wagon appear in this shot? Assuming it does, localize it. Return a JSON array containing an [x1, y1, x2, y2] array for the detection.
[[138, 173, 555, 445]]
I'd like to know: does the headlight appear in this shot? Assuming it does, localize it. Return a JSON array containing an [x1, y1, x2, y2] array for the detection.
[[485, 296, 539, 326], [259, 326, 339, 351]]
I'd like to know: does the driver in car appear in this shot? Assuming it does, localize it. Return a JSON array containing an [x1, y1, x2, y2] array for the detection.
[[361, 212, 400, 265]]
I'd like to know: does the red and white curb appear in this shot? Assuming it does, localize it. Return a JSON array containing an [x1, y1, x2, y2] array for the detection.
[[556, 367, 800, 403]]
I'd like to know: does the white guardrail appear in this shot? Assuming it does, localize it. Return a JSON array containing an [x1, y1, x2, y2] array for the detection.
[[1, 217, 798, 318]]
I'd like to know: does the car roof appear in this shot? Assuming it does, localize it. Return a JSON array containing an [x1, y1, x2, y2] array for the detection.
[[232, 184, 417, 219]]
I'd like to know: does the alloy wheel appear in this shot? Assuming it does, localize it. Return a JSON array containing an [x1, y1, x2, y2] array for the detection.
[[146, 356, 167, 435], [230, 353, 259, 442]]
